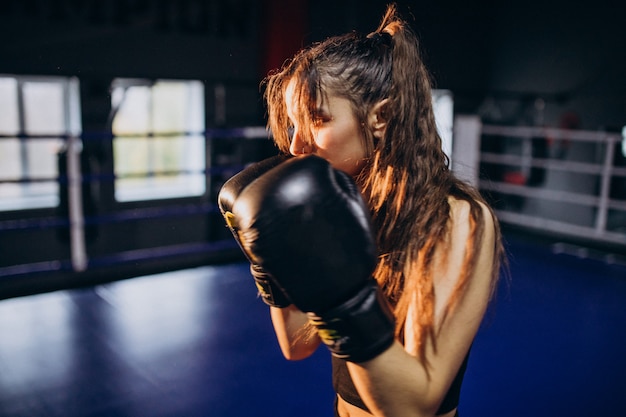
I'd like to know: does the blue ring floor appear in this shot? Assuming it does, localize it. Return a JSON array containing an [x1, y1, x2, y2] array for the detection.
[[0, 234, 625, 417]]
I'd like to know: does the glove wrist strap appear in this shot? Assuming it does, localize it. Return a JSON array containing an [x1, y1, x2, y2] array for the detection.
[[250, 265, 292, 308], [308, 283, 395, 363]]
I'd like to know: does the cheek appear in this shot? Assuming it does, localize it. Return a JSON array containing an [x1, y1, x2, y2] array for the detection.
[[341, 124, 367, 160], [316, 127, 366, 175]]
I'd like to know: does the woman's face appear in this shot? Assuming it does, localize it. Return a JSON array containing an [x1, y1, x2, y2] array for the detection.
[[284, 79, 367, 176]]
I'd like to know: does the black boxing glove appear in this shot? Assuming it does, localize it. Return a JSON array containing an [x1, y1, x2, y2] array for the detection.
[[230, 155, 395, 362], [218, 155, 292, 308]]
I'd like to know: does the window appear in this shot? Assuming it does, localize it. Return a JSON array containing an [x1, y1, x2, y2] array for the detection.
[[0, 76, 80, 211], [111, 79, 205, 202], [433, 89, 454, 161]]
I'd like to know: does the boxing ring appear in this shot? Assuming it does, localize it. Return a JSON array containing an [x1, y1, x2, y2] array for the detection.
[[1, 79, 625, 415], [453, 118, 626, 248], [0, 234, 624, 417], [2, 74, 623, 300], [0, 123, 276, 299], [2, 121, 625, 285]]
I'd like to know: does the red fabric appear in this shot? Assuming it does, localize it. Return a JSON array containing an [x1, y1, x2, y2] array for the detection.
[[260, 0, 309, 78], [504, 171, 527, 185]]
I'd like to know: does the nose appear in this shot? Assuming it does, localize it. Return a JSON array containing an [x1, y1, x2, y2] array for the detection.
[[288, 127, 309, 156]]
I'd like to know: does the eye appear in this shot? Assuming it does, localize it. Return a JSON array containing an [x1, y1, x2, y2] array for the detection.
[[312, 111, 331, 126]]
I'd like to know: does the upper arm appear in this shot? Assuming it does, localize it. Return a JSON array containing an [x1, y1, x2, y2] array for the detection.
[[345, 199, 498, 417], [403, 198, 497, 407]]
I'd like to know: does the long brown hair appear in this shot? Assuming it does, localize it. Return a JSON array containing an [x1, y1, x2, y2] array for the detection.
[[263, 4, 504, 364]]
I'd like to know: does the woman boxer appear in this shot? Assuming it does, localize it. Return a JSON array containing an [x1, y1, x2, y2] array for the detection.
[[220, 4, 505, 417]]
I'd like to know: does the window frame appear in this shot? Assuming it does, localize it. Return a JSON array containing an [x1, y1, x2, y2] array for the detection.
[[110, 78, 207, 203], [0, 74, 81, 212]]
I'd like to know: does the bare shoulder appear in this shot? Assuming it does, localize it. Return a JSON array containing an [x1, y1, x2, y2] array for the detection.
[[431, 196, 498, 339], [447, 196, 495, 228], [401, 196, 498, 398], [447, 196, 496, 255], [433, 196, 497, 309]]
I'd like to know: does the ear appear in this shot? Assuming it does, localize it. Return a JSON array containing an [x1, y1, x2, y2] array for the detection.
[[367, 99, 389, 139]]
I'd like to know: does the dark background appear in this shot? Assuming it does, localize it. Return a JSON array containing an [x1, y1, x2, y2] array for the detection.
[[1, 0, 624, 131], [0, 0, 624, 298]]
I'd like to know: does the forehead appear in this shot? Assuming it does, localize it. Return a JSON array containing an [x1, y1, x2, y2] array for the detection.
[[284, 78, 299, 118], [284, 78, 330, 116]]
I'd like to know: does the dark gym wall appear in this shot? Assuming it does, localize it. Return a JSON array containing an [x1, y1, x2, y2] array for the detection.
[[307, 0, 498, 114], [306, 0, 626, 130], [0, 0, 265, 130], [0, 0, 624, 299], [1, 0, 624, 129]]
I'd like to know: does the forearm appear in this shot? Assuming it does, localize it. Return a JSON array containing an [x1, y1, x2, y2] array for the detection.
[[270, 305, 321, 360]]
